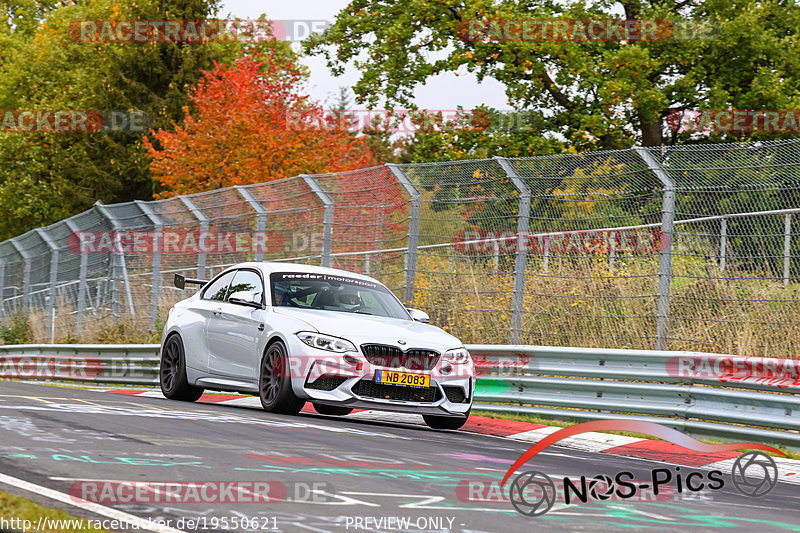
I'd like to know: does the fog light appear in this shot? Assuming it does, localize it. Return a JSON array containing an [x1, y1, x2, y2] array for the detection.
[[441, 364, 453, 375], [343, 354, 363, 371]]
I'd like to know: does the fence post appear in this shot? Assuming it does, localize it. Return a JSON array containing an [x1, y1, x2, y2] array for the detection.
[[608, 231, 616, 274], [301, 176, 334, 268], [719, 218, 727, 272], [179, 196, 208, 279], [495, 156, 531, 345], [784, 213, 792, 287], [93, 201, 135, 318], [9, 238, 31, 312], [135, 201, 163, 331], [65, 219, 88, 335], [35, 228, 59, 343], [235, 186, 267, 262], [0, 259, 5, 318], [634, 147, 676, 351], [386, 164, 421, 303]]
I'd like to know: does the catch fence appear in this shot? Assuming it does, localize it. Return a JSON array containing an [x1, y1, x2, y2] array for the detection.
[[1, 139, 799, 357]]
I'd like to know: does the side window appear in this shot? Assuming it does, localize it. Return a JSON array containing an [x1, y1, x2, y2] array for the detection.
[[202, 271, 236, 301], [226, 270, 264, 304]]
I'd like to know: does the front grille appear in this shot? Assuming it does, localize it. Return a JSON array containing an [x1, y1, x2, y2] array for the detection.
[[361, 344, 440, 370], [442, 386, 469, 403], [352, 379, 441, 403], [306, 376, 348, 391]]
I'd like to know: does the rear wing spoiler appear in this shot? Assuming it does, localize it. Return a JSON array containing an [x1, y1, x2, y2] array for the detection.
[[174, 273, 209, 290]]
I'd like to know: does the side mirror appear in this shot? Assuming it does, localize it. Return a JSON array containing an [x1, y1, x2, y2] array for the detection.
[[229, 291, 264, 309], [406, 307, 430, 323]]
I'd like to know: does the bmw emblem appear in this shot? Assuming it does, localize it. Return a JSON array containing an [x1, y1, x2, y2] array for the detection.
[[398, 339, 406, 345]]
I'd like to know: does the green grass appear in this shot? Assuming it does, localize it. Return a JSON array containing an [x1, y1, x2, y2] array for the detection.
[[0, 490, 108, 532]]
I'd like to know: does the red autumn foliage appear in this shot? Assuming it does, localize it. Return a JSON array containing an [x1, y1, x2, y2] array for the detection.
[[144, 53, 379, 198]]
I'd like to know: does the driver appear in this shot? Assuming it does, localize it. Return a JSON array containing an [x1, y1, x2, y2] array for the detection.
[[338, 291, 361, 307], [273, 283, 290, 306]]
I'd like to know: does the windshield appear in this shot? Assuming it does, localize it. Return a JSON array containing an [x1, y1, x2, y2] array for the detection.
[[270, 272, 410, 320]]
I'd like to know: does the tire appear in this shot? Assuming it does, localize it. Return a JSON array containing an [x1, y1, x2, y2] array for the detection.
[[259, 341, 305, 414], [160, 334, 204, 402], [312, 403, 353, 416], [423, 410, 470, 430]]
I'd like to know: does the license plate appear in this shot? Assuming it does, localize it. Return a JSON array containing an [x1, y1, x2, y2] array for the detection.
[[374, 370, 430, 388]]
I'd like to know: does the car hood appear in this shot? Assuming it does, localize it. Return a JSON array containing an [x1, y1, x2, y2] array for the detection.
[[272, 307, 462, 351]]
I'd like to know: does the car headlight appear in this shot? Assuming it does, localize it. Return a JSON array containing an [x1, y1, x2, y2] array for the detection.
[[443, 347, 471, 364], [296, 332, 357, 353]]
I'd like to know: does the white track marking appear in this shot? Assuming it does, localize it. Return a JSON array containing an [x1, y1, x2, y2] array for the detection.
[[0, 472, 185, 533], [702, 457, 800, 485], [507, 426, 645, 453]]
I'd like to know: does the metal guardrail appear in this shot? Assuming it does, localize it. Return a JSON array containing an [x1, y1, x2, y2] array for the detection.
[[1, 343, 798, 448], [0, 344, 160, 386], [469, 345, 800, 449]]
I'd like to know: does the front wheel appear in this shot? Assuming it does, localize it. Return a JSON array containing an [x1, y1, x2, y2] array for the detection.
[[423, 411, 469, 430], [160, 334, 204, 402], [259, 341, 305, 414], [313, 403, 353, 416]]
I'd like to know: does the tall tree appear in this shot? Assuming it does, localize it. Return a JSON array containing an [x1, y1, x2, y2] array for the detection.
[[0, 0, 255, 239], [306, 0, 800, 150], [144, 54, 378, 196]]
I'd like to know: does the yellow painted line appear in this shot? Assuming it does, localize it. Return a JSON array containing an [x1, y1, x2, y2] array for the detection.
[[0, 394, 70, 402], [23, 396, 56, 404], [71, 398, 104, 406]]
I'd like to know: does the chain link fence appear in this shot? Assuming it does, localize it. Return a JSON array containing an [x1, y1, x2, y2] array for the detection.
[[1, 138, 799, 357]]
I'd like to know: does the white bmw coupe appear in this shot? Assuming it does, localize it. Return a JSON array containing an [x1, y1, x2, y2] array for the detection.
[[159, 262, 474, 430]]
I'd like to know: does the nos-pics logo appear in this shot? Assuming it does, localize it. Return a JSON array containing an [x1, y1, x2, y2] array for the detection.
[[501, 420, 782, 517]]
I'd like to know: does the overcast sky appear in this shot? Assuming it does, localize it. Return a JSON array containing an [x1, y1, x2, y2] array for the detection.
[[220, 0, 510, 111]]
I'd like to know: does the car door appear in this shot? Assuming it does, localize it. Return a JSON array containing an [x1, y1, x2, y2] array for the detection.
[[184, 269, 236, 372], [206, 269, 266, 379]]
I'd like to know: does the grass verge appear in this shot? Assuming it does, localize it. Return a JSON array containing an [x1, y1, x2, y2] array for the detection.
[[0, 489, 108, 532]]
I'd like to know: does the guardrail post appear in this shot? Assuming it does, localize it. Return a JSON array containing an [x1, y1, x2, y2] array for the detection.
[[179, 196, 208, 280], [65, 219, 88, 334], [301, 176, 334, 268], [495, 157, 531, 344], [235, 186, 268, 262], [93, 201, 135, 318], [387, 164, 421, 303], [635, 147, 676, 351], [135, 201, 163, 331], [9, 238, 31, 312], [784, 213, 792, 287], [35, 228, 60, 343]]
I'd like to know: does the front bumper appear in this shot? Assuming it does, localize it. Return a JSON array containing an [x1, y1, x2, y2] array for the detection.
[[286, 340, 474, 417]]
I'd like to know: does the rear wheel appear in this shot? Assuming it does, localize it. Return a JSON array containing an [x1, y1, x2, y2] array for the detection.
[[423, 411, 469, 430], [312, 403, 353, 416], [259, 341, 305, 414], [160, 335, 204, 402]]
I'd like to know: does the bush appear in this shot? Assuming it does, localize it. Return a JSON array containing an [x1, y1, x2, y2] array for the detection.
[[0, 312, 30, 345]]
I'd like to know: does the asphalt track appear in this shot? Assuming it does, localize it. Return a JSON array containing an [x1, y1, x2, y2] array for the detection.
[[0, 380, 798, 533]]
